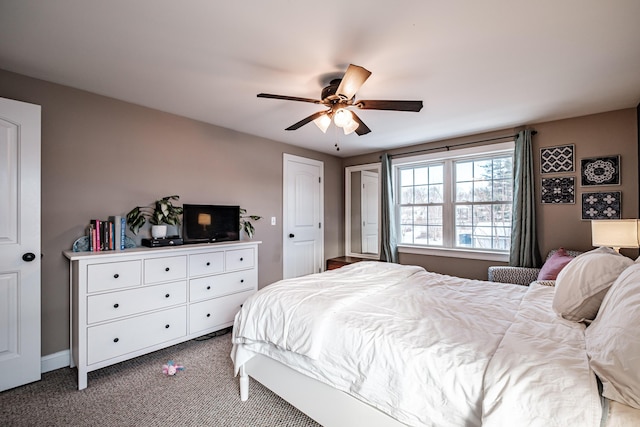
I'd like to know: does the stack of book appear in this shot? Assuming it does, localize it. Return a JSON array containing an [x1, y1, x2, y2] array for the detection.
[[86, 215, 126, 252]]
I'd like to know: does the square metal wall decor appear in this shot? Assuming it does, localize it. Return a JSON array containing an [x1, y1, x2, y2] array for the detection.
[[581, 191, 621, 220], [541, 177, 575, 204], [540, 144, 574, 174], [580, 155, 620, 186]]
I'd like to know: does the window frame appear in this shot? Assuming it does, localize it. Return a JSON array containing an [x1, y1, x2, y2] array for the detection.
[[393, 141, 514, 262]]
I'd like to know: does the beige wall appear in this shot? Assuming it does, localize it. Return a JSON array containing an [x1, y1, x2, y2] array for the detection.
[[344, 109, 638, 280], [0, 69, 344, 356]]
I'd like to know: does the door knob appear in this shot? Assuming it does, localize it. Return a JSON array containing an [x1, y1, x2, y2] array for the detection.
[[289, 233, 295, 238], [22, 252, 36, 262]]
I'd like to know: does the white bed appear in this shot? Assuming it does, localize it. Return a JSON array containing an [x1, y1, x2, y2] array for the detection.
[[231, 260, 640, 426]]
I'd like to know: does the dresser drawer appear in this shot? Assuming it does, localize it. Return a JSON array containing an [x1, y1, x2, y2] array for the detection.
[[87, 281, 187, 324], [189, 290, 254, 334], [225, 248, 255, 271], [189, 251, 224, 277], [144, 256, 187, 284], [87, 260, 142, 293], [189, 270, 256, 302], [87, 306, 187, 365]]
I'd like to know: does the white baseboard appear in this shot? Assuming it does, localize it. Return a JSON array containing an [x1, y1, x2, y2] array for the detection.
[[41, 349, 70, 373]]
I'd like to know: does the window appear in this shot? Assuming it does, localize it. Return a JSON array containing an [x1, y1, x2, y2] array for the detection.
[[395, 142, 514, 257]]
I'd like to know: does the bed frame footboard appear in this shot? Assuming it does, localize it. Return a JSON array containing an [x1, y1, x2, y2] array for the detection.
[[238, 354, 407, 427]]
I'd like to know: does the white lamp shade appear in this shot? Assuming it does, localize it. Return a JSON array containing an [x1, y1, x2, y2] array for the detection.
[[313, 114, 331, 133], [591, 219, 640, 250], [342, 118, 359, 135], [333, 108, 353, 128]]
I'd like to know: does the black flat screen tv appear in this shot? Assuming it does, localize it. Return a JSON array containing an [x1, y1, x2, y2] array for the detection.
[[182, 204, 240, 244]]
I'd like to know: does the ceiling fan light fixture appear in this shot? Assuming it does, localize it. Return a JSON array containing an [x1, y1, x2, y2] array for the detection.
[[333, 108, 353, 128], [342, 118, 359, 135], [313, 114, 331, 133]]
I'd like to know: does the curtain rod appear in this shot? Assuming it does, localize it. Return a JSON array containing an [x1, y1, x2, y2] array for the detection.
[[386, 130, 537, 159]]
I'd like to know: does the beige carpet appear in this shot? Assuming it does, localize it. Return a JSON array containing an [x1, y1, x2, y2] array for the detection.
[[0, 330, 321, 426]]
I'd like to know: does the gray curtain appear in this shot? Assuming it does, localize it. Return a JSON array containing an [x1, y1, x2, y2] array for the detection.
[[510, 130, 541, 267], [380, 153, 398, 263]]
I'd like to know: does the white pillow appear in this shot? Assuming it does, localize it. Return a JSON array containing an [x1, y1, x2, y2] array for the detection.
[[586, 263, 640, 409], [553, 246, 632, 322]]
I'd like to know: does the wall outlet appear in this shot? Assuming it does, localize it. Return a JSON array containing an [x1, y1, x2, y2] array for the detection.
[[271, 216, 276, 225]]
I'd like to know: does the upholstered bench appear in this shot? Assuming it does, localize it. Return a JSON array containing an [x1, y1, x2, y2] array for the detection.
[[488, 249, 583, 286]]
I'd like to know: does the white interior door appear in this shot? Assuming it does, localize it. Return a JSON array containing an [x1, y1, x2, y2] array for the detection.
[[283, 154, 323, 279], [0, 97, 41, 392], [361, 171, 379, 254]]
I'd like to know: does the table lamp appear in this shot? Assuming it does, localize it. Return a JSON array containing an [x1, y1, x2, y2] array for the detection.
[[591, 219, 640, 253]]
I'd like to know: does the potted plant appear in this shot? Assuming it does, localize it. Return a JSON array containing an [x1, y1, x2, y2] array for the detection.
[[126, 195, 183, 238], [240, 208, 262, 239]]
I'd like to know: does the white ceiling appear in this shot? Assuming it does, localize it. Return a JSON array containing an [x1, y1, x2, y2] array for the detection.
[[1, 1, 640, 157]]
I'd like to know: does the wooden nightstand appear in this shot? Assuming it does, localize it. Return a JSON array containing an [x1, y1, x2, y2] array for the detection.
[[326, 256, 368, 270]]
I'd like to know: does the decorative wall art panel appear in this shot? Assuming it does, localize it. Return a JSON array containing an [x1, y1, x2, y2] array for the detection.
[[540, 144, 575, 174], [541, 177, 575, 204], [581, 191, 621, 220], [580, 155, 620, 186]]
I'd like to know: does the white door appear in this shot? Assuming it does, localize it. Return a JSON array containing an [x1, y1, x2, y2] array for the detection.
[[283, 154, 323, 279], [361, 171, 379, 254], [0, 97, 41, 392]]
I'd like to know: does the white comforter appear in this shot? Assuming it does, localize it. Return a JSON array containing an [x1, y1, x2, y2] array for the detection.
[[231, 262, 601, 427]]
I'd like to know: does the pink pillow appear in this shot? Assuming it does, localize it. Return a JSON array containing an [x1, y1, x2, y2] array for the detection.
[[537, 248, 574, 280]]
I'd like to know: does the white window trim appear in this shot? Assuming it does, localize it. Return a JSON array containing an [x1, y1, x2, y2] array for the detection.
[[393, 141, 515, 262]]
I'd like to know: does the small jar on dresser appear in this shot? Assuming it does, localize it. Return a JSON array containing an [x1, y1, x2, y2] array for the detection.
[[64, 240, 260, 390]]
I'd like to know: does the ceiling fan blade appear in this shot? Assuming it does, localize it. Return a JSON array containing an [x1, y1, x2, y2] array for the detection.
[[336, 64, 372, 100], [356, 100, 423, 112], [351, 111, 371, 136], [285, 111, 328, 131], [257, 93, 322, 104]]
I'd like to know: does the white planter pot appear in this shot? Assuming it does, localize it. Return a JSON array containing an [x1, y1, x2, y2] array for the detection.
[[151, 225, 168, 239]]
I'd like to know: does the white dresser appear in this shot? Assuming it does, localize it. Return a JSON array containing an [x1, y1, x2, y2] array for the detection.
[[64, 240, 260, 390]]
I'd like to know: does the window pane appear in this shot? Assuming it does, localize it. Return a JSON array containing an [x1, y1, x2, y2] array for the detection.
[[414, 206, 427, 225], [493, 179, 512, 201], [429, 165, 443, 184], [473, 204, 492, 224], [428, 205, 442, 225], [428, 226, 443, 245], [400, 225, 414, 244], [414, 167, 429, 185], [414, 226, 428, 244], [474, 159, 492, 180], [456, 161, 473, 182], [401, 187, 413, 204], [400, 168, 413, 186], [414, 185, 429, 204], [455, 205, 472, 226], [429, 184, 443, 203], [473, 180, 492, 202], [493, 157, 512, 179], [456, 181, 472, 202], [493, 203, 512, 224], [400, 206, 413, 225]]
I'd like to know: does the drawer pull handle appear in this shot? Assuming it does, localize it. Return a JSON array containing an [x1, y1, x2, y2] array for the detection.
[[113, 274, 119, 279], [206, 313, 211, 317], [113, 338, 119, 343], [206, 285, 211, 290], [206, 262, 210, 266], [113, 303, 119, 309], [240, 279, 244, 283], [240, 257, 244, 261], [165, 324, 170, 329], [165, 293, 170, 298], [165, 267, 170, 272]]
